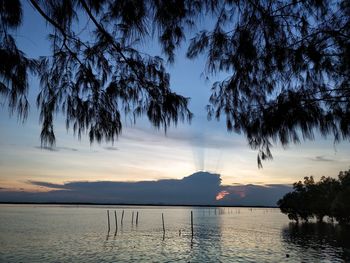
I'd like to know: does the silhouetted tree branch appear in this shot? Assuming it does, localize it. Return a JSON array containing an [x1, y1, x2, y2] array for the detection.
[[1, 0, 349, 167], [188, 0, 350, 167], [7, 0, 193, 146]]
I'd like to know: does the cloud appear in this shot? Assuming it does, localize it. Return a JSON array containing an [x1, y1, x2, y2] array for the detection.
[[310, 155, 335, 162], [28, 181, 68, 189], [120, 126, 245, 149], [164, 131, 246, 149], [58, 147, 78, 152], [216, 190, 229, 200], [0, 172, 292, 206], [34, 146, 58, 152], [34, 146, 78, 152], [21, 172, 221, 205], [218, 184, 292, 206], [104, 146, 118, 151]]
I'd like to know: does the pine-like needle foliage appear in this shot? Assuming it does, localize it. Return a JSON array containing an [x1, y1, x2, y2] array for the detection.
[[187, 0, 350, 167], [0, 0, 36, 121], [1, 1, 349, 166], [2, 0, 195, 146]]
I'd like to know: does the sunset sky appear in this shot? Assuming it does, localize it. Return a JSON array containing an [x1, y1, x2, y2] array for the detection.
[[1, 2, 350, 194]]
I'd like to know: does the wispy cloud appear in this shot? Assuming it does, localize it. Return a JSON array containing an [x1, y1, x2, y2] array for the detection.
[[28, 181, 68, 189], [310, 155, 335, 162], [104, 146, 118, 151], [34, 146, 78, 152], [119, 126, 245, 149], [34, 146, 58, 152], [58, 147, 78, 152]]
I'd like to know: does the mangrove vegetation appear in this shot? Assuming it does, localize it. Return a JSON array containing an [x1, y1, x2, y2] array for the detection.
[[278, 169, 350, 224]]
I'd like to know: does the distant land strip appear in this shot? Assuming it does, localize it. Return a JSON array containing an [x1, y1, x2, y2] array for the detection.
[[0, 202, 278, 208]]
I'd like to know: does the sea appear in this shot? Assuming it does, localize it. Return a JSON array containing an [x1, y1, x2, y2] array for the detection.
[[0, 204, 349, 262]]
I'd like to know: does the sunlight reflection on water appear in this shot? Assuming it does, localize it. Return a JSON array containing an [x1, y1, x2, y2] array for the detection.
[[0, 205, 349, 262]]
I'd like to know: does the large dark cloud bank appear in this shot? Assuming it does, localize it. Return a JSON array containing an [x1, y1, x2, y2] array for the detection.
[[0, 172, 292, 206]]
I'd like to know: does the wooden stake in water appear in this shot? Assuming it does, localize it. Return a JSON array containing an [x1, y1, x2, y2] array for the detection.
[[132, 211, 134, 225], [191, 211, 193, 238], [121, 210, 124, 225], [107, 210, 110, 232], [114, 210, 118, 233], [162, 213, 165, 239], [136, 211, 139, 225]]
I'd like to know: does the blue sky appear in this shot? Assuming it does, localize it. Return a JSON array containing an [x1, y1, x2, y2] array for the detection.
[[0, 2, 349, 199]]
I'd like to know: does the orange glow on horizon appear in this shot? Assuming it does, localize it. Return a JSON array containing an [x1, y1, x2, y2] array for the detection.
[[216, 190, 229, 200]]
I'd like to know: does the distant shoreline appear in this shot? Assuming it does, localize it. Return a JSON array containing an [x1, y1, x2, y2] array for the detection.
[[0, 202, 277, 208]]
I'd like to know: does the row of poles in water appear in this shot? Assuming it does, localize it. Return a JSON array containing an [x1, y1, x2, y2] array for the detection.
[[106, 210, 138, 233], [105, 208, 271, 238], [106, 210, 194, 239]]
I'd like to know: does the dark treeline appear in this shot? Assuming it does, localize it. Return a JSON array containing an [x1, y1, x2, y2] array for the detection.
[[278, 169, 350, 225]]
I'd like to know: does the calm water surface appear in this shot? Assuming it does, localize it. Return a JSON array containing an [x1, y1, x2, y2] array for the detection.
[[0, 204, 349, 262]]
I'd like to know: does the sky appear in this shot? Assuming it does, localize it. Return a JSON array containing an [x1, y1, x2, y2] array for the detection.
[[0, 171, 292, 206], [0, 2, 349, 205]]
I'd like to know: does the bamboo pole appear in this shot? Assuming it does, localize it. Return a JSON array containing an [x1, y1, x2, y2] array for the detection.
[[162, 213, 165, 239], [114, 210, 118, 233], [191, 211, 193, 238], [107, 210, 110, 232], [121, 210, 124, 225], [136, 211, 139, 225]]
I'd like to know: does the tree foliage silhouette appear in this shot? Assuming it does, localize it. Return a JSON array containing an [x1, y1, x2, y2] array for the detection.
[[278, 169, 350, 224], [1, 0, 349, 166]]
